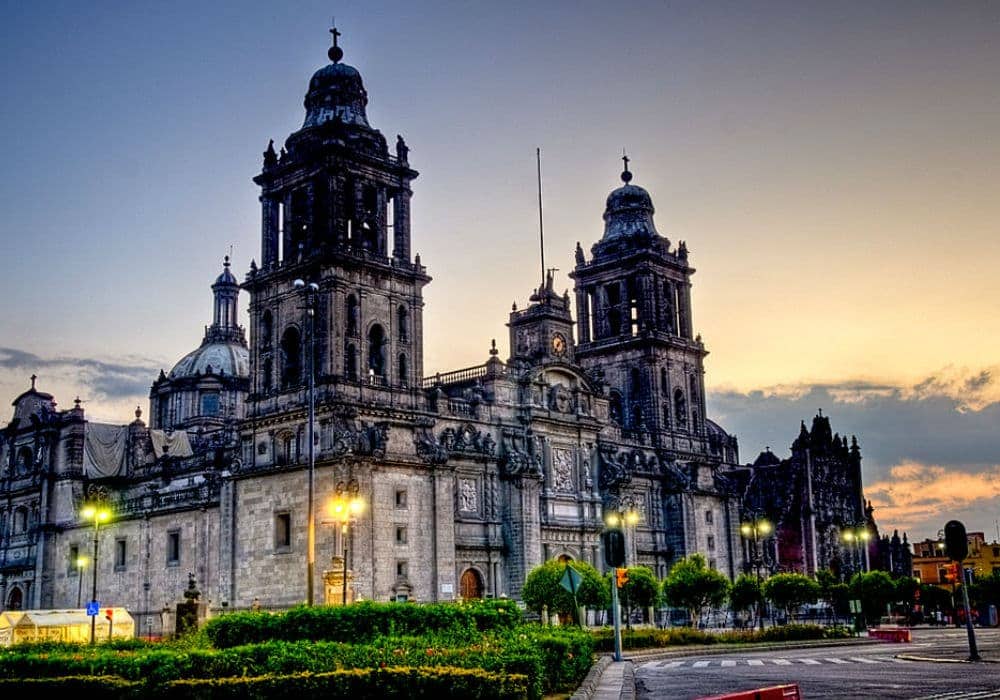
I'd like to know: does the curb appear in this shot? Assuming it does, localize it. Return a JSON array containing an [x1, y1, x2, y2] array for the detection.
[[569, 654, 612, 700], [621, 661, 636, 700], [896, 654, 1000, 664]]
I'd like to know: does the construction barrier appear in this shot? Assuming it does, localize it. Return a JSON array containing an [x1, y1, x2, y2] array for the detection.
[[697, 684, 801, 700], [868, 627, 911, 642]]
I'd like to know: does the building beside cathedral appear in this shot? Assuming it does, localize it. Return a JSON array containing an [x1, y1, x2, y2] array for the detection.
[[0, 29, 895, 631]]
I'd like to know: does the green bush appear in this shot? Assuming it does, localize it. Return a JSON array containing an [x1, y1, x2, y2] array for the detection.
[[204, 599, 522, 648], [590, 623, 846, 651]]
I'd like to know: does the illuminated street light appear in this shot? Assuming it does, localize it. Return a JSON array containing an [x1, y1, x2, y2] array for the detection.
[[81, 504, 112, 644], [841, 525, 871, 574], [740, 516, 772, 631], [328, 489, 366, 605]]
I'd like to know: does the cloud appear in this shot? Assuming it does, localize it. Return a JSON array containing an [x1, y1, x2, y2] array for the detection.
[[706, 366, 1000, 540], [0, 346, 161, 401]]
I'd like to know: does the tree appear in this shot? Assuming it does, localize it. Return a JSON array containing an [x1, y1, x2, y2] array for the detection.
[[521, 559, 608, 620], [849, 570, 896, 623], [661, 554, 730, 627], [609, 565, 661, 627], [763, 573, 820, 620], [730, 574, 763, 628]]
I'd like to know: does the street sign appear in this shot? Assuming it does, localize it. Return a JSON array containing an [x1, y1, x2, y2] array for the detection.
[[849, 599, 861, 614], [86, 601, 100, 616], [559, 565, 583, 594]]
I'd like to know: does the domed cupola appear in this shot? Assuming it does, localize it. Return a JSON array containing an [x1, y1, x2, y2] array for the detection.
[[302, 26, 370, 129], [601, 156, 660, 242], [149, 257, 250, 431]]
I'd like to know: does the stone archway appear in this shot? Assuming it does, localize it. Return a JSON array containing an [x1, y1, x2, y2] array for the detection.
[[6, 586, 23, 610], [459, 568, 484, 600]]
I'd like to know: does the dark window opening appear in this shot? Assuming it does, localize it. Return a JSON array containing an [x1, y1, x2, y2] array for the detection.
[[346, 344, 358, 380], [201, 393, 220, 416], [674, 389, 687, 429], [275, 512, 291, 550], [398, 354, 408, 387], [167, 531, 181, 565], [609, 391, 623, 426], [346, 295, 359, 336], [606, 283, 622, 336], [368, 324, 386, 378], [115, 538, 127, 570], [397, 305, 409, 342], [260, 310, 273, 348], [281, 326, 302, 387]]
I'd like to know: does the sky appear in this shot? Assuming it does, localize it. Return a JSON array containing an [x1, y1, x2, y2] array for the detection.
[[1, 1, 999, 544]]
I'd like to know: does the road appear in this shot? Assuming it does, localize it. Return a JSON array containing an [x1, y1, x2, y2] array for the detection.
[[635, 627, 1000, 699]]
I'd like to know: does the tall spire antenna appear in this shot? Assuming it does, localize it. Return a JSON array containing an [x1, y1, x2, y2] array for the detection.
[[537, 147, 545, 286]]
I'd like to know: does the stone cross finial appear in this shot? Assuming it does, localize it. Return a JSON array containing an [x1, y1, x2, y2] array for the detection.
[[30, 374, 37, 390]]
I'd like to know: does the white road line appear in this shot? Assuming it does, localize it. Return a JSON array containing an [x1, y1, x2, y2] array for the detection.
[[824, 657, 850, 664], [772, 659, 792, 665], [746, 659, 764, 666], [873, 655, 910, 663], [796, 658, 821, 665], [915, 692, 1000, 700], [692, 660, 711, 668], [848, 656, 880, 664], [658, 660, 684, 668], [721, 660, 736, 667]]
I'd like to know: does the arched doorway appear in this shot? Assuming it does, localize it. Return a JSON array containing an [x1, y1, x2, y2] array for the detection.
[[459, 568, 484, 600], [6, 586, 23, 610]]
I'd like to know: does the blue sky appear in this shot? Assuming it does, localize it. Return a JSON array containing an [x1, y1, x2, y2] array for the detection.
[[2, 1, 999, 542]]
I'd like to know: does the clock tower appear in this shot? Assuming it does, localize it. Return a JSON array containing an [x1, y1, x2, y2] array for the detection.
[[507, 269, 576, 368]]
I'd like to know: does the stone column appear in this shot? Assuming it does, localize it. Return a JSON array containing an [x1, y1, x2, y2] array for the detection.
[[680, 282, 694, 339], [576, 289, 590, 343]]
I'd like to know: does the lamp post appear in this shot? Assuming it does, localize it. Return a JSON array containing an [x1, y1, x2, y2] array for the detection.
[[604, 504, 639, 660], [841, 526, 871, 576], [76, 556, 88, 608], [294, 278, 320, 606], [329, 487, 366, 605], [740, 517, 772, 631], [81, 504, 111, 644]]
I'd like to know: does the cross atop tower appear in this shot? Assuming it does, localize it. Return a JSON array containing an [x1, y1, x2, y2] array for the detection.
[[328, 21, 344, 63], [30, 374, 37, 390], [621, 149, 632, 183]]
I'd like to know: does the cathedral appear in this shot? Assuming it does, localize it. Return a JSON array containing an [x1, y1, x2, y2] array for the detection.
[[0, 29, 891, 632]]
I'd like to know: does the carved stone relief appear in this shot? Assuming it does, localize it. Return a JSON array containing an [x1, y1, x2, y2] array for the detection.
[[551, 447, 575, 493]]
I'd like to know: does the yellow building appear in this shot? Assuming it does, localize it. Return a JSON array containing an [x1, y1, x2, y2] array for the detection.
[[911, 532, 1000, 591]]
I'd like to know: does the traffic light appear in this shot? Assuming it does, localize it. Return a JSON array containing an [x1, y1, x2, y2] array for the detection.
[[944, 520, 968, 562], [603, 529, 626, 568], [615, 567, 629, 588]]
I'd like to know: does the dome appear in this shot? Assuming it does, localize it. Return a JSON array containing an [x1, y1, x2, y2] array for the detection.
[[169, 342, 249, 380], [601, 172, 660, 241], [214, 258, 238, 286], [302, 61, 370, 129]]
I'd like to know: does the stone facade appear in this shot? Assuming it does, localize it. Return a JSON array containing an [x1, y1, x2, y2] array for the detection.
[[0, 29, 882, 633]]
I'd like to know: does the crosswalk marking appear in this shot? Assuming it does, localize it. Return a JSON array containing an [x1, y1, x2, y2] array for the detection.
[[848, 656, 879, 664], [646, 655, 912, 670], [915, 691, 1000, 700]]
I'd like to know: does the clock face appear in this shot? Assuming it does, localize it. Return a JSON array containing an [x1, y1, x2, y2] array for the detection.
[[551, 333, 567, 356]]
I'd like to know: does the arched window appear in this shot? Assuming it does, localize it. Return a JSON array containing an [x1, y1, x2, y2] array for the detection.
[[262, 358, 273, 390], [460, 568, 484, 600], [368, 324, 386, 378], [691, 410, 700, 434], [16, 447, 32, 473], [660, 368, 668, 395], [345, 344, 358, 380], [689, 374, 699, 402], [260, 310, 273, 348], [609, 391, 623, 426], [632, 403, 643, 429], [280, 327, 302, 388], [346, 295, 359, 336], [557, 553, 573, 563], [397, 305, 409, 342], [6, 587, 22, 611], [12, 506, 28, 535], [674, 388, 687, 429], [398, 353, 408, 387], [630, 367, 641, 396]]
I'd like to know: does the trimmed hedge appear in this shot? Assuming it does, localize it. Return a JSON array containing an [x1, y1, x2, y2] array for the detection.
[[204, 599, 523, 648], [0, 667, 529, 699], [590, 623, 852, 651]]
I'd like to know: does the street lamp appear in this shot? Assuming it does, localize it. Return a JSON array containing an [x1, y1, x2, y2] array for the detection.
[[740, 517, 772, 631], [328, 487, 366, 605], [603, 503, 639, 661], [80, 504, 111, 644], [841, 526, 871, 575], [75, 555, 88, 608], [294, 278, 320, 606]]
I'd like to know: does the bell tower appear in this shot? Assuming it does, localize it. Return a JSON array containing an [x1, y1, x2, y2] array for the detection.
[[244, 26, 430, 416], [570, 157, 709, 452]]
